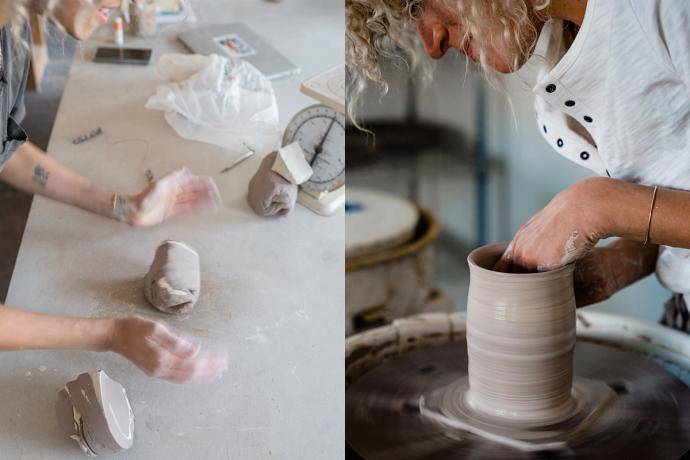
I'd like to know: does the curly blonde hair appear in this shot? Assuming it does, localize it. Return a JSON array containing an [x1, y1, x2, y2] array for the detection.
[[346, 0, 551, 125]]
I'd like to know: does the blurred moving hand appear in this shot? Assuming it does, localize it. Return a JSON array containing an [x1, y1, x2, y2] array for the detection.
[[112, 316, 228, 383], [124, 168, 223, 227], [0, 306, 227, 384]]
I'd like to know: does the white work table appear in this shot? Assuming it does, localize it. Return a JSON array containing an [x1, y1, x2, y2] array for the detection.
[[0, 1, 343, 458]]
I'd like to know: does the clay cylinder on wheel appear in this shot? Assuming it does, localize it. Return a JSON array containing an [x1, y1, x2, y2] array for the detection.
[[466, 243, 576, 425]]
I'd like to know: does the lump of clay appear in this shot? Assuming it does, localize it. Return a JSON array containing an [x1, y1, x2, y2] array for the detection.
[[144, 240, 200, 314], [55, 370, 134, 457], [247, 151, 298, 217]]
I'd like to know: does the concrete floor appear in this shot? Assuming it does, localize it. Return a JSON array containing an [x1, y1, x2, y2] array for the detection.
[[0, 27, 75, 301]]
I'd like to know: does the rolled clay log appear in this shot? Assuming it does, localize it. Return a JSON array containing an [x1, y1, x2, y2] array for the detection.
[[55, 370, 134, 456], [144, 240, 200, 314], [247, 152, 298, 217], [465, 243, 576, 424]]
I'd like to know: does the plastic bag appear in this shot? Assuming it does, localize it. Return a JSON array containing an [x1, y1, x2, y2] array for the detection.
[[146, 53, 281, 155]]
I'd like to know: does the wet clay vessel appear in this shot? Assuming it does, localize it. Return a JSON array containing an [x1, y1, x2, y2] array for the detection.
[[418, 243, 617, 450], [466, 243, 577, 423]]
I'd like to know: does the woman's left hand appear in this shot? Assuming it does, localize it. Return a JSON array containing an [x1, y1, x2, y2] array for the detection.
[[119, 168, 223, 227], [494, 178, 613, 272]]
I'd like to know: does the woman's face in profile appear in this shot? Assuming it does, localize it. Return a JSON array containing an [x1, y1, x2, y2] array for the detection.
[[413, 0, 534, 73]]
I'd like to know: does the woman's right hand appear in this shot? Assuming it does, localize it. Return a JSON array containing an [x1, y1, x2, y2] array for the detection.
[[110, 316, 227, 383], [122, 168, 222, 227]]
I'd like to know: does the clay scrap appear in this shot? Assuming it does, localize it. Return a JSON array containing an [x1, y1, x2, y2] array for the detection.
[[271, 142, 313, 185], [55, 370, 134, 456], [144, 240, 201, 314]]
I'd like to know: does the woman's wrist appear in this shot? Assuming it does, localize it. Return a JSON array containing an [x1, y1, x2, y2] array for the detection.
[[107, 191, 138, 225], [84, 316, 118, 351], [107, 317, 125, 353], [576, 177, 650, 241], [80, 180, 121, 221], [111, 193, 128, 222]]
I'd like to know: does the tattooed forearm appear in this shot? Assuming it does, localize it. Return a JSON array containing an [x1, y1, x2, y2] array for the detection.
[[32, 165, 50, 188]]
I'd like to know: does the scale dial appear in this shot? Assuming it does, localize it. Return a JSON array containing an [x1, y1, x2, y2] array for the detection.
[[282, 104, 345, 194]]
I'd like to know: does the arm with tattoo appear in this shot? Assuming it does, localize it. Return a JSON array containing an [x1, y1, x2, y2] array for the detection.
[[0, 142, 116, 218], [0, 142, 222, 227], [32, 165, 50, 188]]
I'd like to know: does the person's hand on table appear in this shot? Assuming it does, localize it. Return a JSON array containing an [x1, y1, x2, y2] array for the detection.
[[111, 316, 227, 383], [119, 168, 223, 227]]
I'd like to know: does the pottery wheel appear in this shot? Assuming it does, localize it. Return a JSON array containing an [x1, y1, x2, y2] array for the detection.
[[346, 188, 419, 259], [346, 340, 690, 459]]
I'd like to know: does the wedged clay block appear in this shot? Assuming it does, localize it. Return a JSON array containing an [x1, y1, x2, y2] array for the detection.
[[55, 370, 134, 456], [247, 151, 298, 217], [271, 142, 313, 185], [144, 240, 200, 314]]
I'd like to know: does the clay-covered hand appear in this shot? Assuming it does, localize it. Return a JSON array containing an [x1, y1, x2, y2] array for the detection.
[[573, 239, 658, 307], [111, 316, 227, 383], [121, 167, 222, 227], [495, 178, 612, 272], [247, 152, 298, 217]]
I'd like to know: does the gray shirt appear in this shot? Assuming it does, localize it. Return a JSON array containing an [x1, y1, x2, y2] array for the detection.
[[0, 22, 30, 169]]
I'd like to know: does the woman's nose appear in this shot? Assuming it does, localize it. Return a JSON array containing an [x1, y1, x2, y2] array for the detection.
[[417, 21, 449, 59]]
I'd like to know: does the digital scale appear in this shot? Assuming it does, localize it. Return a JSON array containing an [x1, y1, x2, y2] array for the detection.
[[282, 66, 345, 216]]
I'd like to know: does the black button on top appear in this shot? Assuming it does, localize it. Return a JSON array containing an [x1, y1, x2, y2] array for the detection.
[[557, 139, 564, 147], [546, 84, 557, 93], [580, 151, 590, 160], [565, 100, 576, 107], [584, 115, 593, 123], [543, 125, 548, 134]]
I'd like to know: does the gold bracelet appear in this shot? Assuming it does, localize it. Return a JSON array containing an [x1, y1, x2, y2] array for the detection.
[[643, 186, 658, 246]]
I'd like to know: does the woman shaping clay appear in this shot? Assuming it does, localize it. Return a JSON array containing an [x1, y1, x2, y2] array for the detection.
[[347, 0, 690, 332], [0, 0, 226, 383]]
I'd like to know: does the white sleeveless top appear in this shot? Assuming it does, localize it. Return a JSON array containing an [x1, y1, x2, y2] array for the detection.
[[527, 0, 690, 296]]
